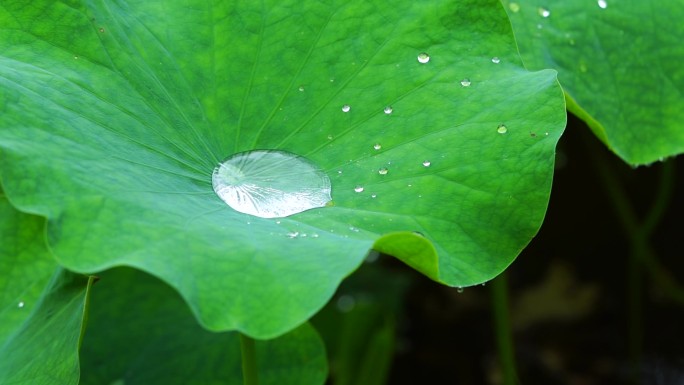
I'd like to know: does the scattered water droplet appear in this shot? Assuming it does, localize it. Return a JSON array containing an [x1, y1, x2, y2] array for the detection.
[[422, 160, 431, 167], [74, 55, 79, 60], [491, 57, 501, 64], [373, 143, 382, 150], [417, 52, 430, 64], [337, 295, 356, 312], [298, 85, 305, 92], [287, 231, 299, 238], [311, 233, 319, 238], [349, 226, 360, 232], [212, 150, 331, 218], [509, 2, 520, 12], [383, 106, 393, 114], [341, 104, 351, 112], [457, 287, 464, 293], [378, 167, 389, 175], [497, 124, 508, 134], [538, 7, 550, 17], [354, 186, 364, 193], [598, 0, 607, 8], [98, 27, 105, 33], [17, 301, 24, 308], [460, 78, 471, 87], [327, 134, 333, 140], [371, 194, 377, 198]]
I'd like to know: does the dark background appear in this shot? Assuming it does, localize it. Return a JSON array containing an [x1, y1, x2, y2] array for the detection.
[[315, 113, 684, 385]]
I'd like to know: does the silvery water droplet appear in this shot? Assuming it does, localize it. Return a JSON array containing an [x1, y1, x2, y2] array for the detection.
[[538, 7, 550, 17], [457, 287, 464, 293], [383, 106, 393, 114], [497, 124, 508, 134], [373, 143, 382, 150], [212, 150, 331, 218], [17, 301, 25, 308], [371, 194, 377, 198], [460, 78, 471, 87], [422, 160, 431, 167], [378, 167, 389, 175], [417, 52, 430, 63], [598, 0, 607, 8], [342, 104, 351, 112], [491, 57, 501, 64], [298, 85, 305, 91], [287, 231, 300, 238], [354, 186, 364, 193]]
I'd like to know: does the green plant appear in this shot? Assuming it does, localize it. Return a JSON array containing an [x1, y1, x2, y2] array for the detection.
[[0, 0, 681, 384]]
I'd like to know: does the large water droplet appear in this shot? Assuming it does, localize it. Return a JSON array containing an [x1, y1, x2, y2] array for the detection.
[[212, 150, 331, 218], [497, 124, 508, 134], [538, 7, 551, 17], [383, 106, 393, 114], [422, 160, 431, 167], [342, 104, 351, 112], [417, 52, 430, 64], [597, 0, 607, 8], [460, 78, 471, 87], [354, 186, 364, 193]]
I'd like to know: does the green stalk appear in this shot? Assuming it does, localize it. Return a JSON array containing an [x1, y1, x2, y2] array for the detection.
[[491, 272, 519, 385], [240, 333, 259, 385]]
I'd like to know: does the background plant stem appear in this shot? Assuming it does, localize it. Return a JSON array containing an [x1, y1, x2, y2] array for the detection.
[[491, 272, 519, 385], [240, 333, 259, 385]]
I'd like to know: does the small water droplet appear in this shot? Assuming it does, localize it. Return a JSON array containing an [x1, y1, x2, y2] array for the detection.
[[371, 194, 377, 198], [373, 143, 382, 150], [378, 167, 389, 175], [98, 27, 105, 33], [212, 150, 331, 218], [341, 104, 351, 112], [336, 295, 356, 312], [298, 85, 305, 92], [17, 301, 25, 308], [383, 106, 393, 114], [457, 287, 464, 293], [422, 160, 431, 167], [349, 226, 360, 232], [460, 78, 471, 87], [329, 78, 335, 82], [598, 0, 607, 8], [497, 124, 508, 134], [74, 55, 79, 60], [327, 134, 333, 140], [337, 170, 343, 174], [509, 2, 520, 12], [491, 57, 501, 64], [311, 233, 319, 238], [417, 52, 430, 64], [287, 231, 299, 238], [538, 7, 550, 17], [354, 186, 364, 193]]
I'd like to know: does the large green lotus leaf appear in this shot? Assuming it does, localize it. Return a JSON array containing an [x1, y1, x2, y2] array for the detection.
[[0, 265, 93, 385], [0, 0, 565, 337], [80, 267, 327, 385], [503, 0, 684, 165]]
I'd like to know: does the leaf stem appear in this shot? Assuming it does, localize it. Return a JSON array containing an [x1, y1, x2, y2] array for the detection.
[[240, 333, 259, 385], [491, 272, 519, 385]]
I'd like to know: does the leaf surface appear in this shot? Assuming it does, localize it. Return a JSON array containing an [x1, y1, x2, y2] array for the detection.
[[503, 0, 684, 165], [0, 260, 93, 385], [0, 0, 565, 337], [80, 267, 327, 385]]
